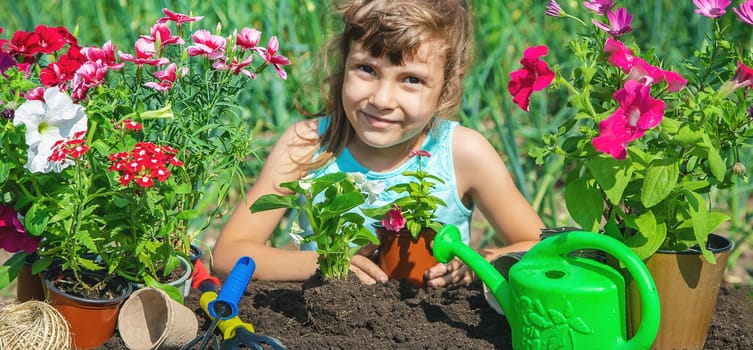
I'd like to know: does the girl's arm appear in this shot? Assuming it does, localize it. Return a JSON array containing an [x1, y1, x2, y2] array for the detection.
[[453, 125, 544, 253], [211, 119, 321, 281], [425, 125, 544, 287]]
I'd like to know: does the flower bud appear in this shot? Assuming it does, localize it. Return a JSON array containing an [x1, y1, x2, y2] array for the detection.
[[733, 162, 746, 176], [1, 108, 13, 119]]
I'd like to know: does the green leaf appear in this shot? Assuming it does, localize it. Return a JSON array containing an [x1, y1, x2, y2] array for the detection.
[[250, 194, 297, 212], [641, 158, 679, 208], [625, 211, 667, 260], [685, 191, 721, 263], [703, 138, 725, 181], [586, 156, 633, 205], [0, 253, 27, 290], [143, 275, 184, 304], [565, 177, 603, 232], [23, 202, 50, 236]]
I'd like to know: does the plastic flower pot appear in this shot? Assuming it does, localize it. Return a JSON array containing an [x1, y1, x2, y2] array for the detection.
[[44, 269, 132, 349], [625, 233, 733, 350], [376, 225, 438, 287]]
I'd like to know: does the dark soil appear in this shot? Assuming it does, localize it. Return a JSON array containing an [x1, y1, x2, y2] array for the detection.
[[96, 275, 753, 350]]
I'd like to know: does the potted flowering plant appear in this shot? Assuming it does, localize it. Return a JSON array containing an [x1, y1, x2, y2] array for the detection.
[[0, 8, 289, 304], [361, 150, 447, 286], [250, 172, 379, 280], [515, 1, 752, 347], [362, 150, 447, 238]]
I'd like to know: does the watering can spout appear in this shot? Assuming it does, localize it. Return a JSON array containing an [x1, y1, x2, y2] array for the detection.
[[433, 225, 511, 313]]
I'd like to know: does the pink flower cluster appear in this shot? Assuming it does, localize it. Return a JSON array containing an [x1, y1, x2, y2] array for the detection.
[[0, 8, 291, 103], [510, 0, 753, 160], [109, 142, 184, 188]]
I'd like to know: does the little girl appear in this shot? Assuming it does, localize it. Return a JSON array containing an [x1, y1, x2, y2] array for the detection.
[[213, 0, 544, 288]]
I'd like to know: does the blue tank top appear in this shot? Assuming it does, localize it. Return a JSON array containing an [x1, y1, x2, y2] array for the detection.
[[300, 117, 474, 249]]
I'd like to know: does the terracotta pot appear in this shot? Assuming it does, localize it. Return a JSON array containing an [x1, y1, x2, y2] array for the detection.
[[44, 270, 132, 349], [376, 226, 438, 287], [16, 253, 46, 303], [625, 233, 733, 350]]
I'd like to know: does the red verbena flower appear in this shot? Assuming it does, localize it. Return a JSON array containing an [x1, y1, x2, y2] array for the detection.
[[508, 45, 554, 111], [382, 205, 406, 232], [592, 80, 665, 159], [109, 142, 183, 188], [123, 119, 143, 131]]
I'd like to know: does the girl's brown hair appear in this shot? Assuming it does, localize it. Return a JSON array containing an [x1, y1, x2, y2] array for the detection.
[[303, 0, 473, 171]]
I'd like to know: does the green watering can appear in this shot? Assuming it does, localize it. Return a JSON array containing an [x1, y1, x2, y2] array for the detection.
[[433, 225, 660, 350]]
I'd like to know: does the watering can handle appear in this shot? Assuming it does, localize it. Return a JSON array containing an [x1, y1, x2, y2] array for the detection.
[[541, 231, 661, 350]]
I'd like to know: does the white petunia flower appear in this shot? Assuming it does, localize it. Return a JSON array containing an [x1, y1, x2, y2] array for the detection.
[[13, 88, 87, 173], [298, 174, 314, 191], [362, 179, 385, 204], [289, 222, 305, 245]]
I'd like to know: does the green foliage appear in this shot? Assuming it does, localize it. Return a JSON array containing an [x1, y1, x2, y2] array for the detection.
[[529, 6, 752, 263], [361, 153, 446, 239], [0, 7, 286, 293], [250, 172, 378, 280]]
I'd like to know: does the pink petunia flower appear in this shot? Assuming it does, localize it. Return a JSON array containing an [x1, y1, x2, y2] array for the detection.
[[734, 0, 753, 25], [0, 205, 39, 253], [382, 206, 406, 232], [693, 0, 731, 19], [157, 8, 203, 26], [583, 0, 614, 15], [592, 8, 634, 37], [717, 61, 753, 97], [592, 80, 665, 159], [604, 38, 687, 92], [507, 45, 555, 111], [187, 29, 227, 60]]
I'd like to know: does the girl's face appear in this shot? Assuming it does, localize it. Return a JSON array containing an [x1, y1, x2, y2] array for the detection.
[[342, 38, 446, 153]]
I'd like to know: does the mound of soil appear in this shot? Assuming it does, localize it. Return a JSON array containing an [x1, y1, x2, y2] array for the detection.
[[97, 276, 753, 349]]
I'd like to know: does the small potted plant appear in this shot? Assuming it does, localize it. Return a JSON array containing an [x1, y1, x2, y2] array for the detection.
[[517, 1, 753, 348], [361, 150, 448, 287], [0, 8, 289, 347], [250, 172, 379, 280]]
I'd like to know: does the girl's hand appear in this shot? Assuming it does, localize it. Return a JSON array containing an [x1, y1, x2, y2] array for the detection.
[[424, 258, 475, 288], [350, 244, 388, 285]]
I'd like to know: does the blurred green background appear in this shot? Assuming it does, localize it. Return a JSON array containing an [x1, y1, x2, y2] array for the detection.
[[2, 0, 751, 283]]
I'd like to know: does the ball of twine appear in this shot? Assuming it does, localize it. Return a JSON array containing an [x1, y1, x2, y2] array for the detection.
[[0, 300, 71, 350]]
